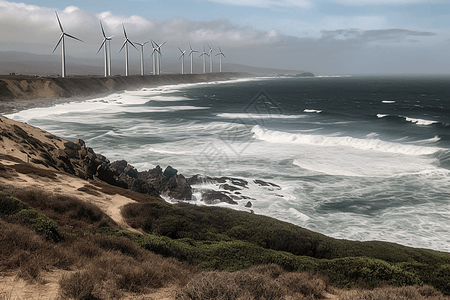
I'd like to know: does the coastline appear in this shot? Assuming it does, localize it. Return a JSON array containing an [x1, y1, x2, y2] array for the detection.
[[0, 72, 252, 114]]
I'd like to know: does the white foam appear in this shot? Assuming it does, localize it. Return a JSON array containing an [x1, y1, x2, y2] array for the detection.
[[303, 109, 322, 113], [382, 100, 396, 104], [216, 113, 306, 119], [251, 125, 440, 156], [377, 114, 388, 118], [405, 117, 438, 126]]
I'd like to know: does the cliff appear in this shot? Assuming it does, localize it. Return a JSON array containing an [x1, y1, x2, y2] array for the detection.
[[0, 72, 249, 103]]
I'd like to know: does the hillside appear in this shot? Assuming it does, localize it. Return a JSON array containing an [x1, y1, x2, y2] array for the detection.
[[0, 73, 249, 113], [1, 115, 450, 299]]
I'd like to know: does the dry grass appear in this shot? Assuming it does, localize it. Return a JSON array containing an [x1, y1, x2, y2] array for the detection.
[[9, 163, 57, 179], [3, 187, 117, 233], [339, 285, 449, 300], [176, 264, 329, 300]]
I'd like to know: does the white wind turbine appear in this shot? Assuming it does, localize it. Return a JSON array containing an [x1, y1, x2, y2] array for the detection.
[[97, 20, 113, 77], [150, 40, 158, 75], [119, 24, 138, 76], [188, 43, 198, 74], [156, 40, 166, 75], [207, 43, 214, 73], [135, 41, 149, 76], [199, 45, 209, 74], [215, 45, 226, 73], [178, 47, 186, 74], [52, 11, 83, 78]]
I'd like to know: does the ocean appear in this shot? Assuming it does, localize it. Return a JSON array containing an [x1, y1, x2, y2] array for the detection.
[[6, 75, 450, 253]]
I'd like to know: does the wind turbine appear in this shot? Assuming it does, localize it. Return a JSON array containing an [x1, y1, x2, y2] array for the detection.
[[152, 40, 166, 75], [150, 40, 158, 75], [135, 41, 149, 76], [97, 20, 113, 77], [52, 11, 83, 78], [207, 43, 214, 73], [199, 45, 209, 74], [119, 24, 138, 76], [215, 46, 226, 73], [188, 43, 198, 74], [178, 47, 186, 74]]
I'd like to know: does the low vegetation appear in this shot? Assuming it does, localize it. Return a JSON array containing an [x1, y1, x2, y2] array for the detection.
[[1, 186, 450, 299]]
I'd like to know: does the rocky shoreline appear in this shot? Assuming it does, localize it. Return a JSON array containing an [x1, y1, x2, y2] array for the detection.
[[0, 72, 279, 208], [0, 72, 250, 114]]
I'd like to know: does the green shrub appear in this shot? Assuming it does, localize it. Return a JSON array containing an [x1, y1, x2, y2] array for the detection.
[[0, 192, 28, 215], [14, 208, 62, 242]]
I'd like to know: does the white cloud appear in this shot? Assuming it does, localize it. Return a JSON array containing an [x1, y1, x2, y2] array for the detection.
[[206, 0, 312, 8], [331, 0, 444, 6]]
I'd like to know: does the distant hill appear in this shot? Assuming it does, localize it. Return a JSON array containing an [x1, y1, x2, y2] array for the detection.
[[0, 51, 307, 77]]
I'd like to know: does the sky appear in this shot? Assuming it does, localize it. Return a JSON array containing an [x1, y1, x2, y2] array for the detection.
[[0, 0, 449, 75]]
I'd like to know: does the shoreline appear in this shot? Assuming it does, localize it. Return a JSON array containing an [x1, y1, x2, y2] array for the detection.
[[0, 72, 252, 115]]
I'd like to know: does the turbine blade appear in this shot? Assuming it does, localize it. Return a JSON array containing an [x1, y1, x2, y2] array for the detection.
[[119, 40, 127, 52], [55, 11, 64, 33], [161, 41, 167, 47], [97, 39, 106, 54], [65, 33, 83, 42], [100, 20, 107, 38], [128, 40, 139, 51], [52, 35, 63, 53], [122, 23, 128, 39]]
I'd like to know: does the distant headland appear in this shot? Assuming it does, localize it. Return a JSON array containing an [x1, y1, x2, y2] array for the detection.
[[0, 72, 250, 113]]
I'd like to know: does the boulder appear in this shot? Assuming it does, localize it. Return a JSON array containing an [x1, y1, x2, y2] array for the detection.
[[245, 201, 252, 208], [163, 166, 178, 180], [166, 174, 192, 200], [201, 190, 237, 205]]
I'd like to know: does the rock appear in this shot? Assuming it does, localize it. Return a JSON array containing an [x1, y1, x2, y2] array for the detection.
[[245, 201, 252, 208], [254, 179, 281, 190], [96, 163, 117, 185], [74, 138, 85, 148], [110, 160, 128, 174], [166, 174, 192, 200], [163, 166, 178, 180], [220, 183, 242, 191], [201, 190, 237, 205], [124, 165, 138, 178], [63, 141, 81, 151], [186, 174, 216, 185]]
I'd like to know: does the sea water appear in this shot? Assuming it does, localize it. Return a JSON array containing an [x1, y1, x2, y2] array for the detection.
[[7, 75, 450, 253]]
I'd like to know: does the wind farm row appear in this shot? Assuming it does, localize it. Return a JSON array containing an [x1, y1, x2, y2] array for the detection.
[[53, 12, 226, 78]]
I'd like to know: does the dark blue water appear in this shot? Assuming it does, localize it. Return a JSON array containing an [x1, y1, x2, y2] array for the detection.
[[7, 75, 450, 252]]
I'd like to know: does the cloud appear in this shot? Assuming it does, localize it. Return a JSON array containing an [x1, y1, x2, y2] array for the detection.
[[205, 0, 312, 8], [330, 0, 444, 5], [0, 0, 447, 75]]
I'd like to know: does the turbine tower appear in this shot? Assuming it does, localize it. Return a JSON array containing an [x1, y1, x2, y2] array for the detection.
[[97, 20, 113, 77], [135, 41, 149, 76], [178, 47, 186, 74], [207, 43, 214, 73], [199, 45, 209, 74], [119, 24, 138, 76], [215, 46, 226, 73], [188, 43, 198, 74], [52, 11, 83, 78]]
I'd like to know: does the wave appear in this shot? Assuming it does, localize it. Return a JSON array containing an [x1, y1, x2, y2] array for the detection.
[[405, 117, 438, 126], [251, 125, 440, 156], [216, 113, 306, 119], [377, 114, 439, 126], [303, 109, 322, 113], [382, 100, 395, 104]]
